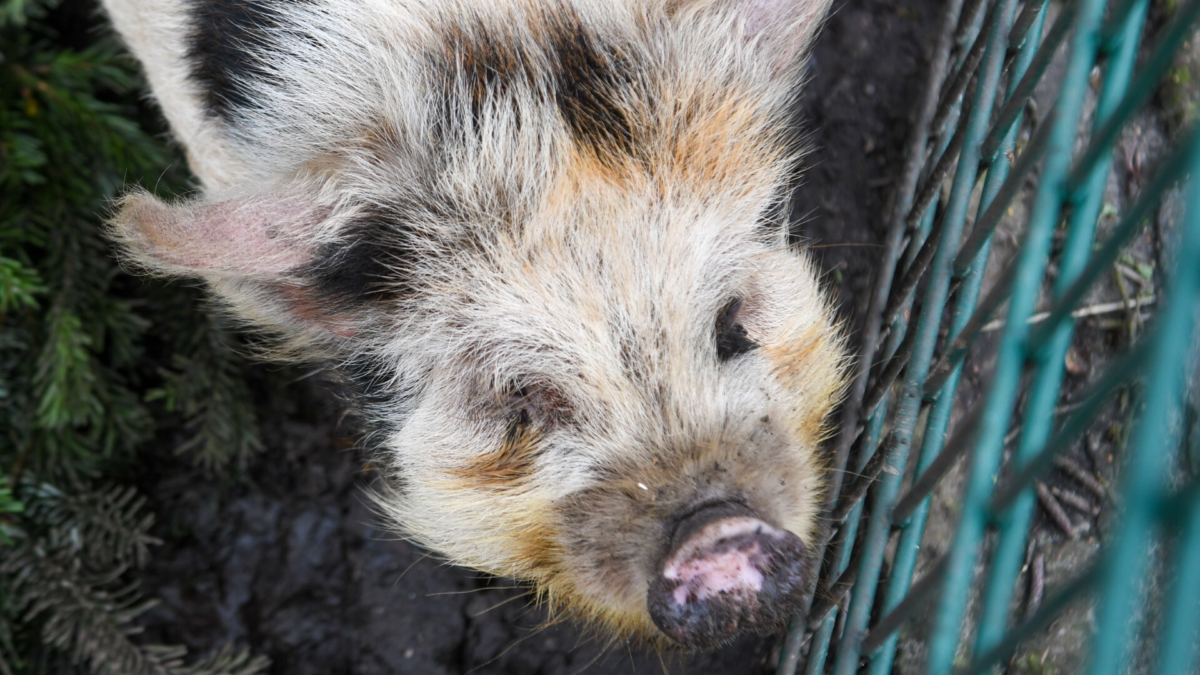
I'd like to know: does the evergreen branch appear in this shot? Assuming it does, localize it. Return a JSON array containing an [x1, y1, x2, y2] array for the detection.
[[0, 0, 63, 29], [1, 533, 272, 675], [1, 536, 185, 675], [149, 315, 263, 472], [1, 5, 278, 673], [23, 481, 159, 568], [34, 303, 100, 431], [175, 645, 270, 675], [0, 253, 43, 312]]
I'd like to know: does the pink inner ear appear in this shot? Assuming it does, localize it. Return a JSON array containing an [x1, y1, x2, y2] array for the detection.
[[743, 0, 791, 37], [740, 0, 830, 68], [121, 192, 329, 278]]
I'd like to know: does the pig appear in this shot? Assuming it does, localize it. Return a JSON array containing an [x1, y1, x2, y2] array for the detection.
[[101, 0, 849, 651]]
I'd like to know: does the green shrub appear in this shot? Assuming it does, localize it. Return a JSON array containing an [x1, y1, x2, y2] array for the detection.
[[1, 1, 270, 672]]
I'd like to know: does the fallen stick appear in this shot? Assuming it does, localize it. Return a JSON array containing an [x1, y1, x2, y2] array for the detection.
[[981, 296, 1157, 332]]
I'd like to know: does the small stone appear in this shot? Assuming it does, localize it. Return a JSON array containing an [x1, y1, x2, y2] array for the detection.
[[1064, 347, 1087, 375]]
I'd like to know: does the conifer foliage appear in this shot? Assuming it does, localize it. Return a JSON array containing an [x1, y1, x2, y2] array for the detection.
[[1, 1, 271, 672]]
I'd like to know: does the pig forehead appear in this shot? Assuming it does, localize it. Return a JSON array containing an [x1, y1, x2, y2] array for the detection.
[[410, 229, 776, 386], [525, 177, 777, 277], [458, 214, 768, 322]]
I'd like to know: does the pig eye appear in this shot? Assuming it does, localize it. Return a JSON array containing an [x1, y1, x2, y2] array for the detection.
[[715, 298, 758, 361], [504, 383, 535, 428], [499, 380, 572, 427], [505, 405, 532, 444]]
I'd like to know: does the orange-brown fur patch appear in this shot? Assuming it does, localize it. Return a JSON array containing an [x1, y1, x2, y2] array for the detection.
[[298, 152, 347, 179], [508, 516, 561, 577], [765, 324, 846, 442], [448, 421, 543, 490], [660, 85, 786, 189], [555, 79, 789, 198], [299, 119, 405, 177]]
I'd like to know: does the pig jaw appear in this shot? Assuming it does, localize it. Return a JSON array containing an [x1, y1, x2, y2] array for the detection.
[[647, 502, 809, 650]]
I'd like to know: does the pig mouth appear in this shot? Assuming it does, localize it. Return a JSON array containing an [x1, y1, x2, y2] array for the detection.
[[646, 501, 809, 650]]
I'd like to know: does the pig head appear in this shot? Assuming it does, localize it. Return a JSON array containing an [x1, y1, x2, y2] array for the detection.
[[103, 0, 848, 649]]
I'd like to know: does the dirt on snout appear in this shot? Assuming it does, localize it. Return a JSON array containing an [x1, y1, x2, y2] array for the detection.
[[133, 2, 944, 673]]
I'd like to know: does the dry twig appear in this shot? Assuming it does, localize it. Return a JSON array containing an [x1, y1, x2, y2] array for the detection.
[[1026, 552, 1045, 619], [1054, 456, 1108, 500], [981, 296, 1157, 332], [1050, 485, 1100, 516], [1036, 482, 1077, 538]]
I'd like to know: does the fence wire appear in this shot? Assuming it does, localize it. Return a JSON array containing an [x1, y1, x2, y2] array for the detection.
[[780, 1, 1200, 672]]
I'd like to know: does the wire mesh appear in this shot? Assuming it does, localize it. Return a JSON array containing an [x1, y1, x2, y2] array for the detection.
[[779, 0, 1200, 672]]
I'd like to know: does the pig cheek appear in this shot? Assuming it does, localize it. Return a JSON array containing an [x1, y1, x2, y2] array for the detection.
[[748, 439, 826, 547], [761, 334, 843, 446], [744, 405, 830, 548], [445, 420, 543, 491], [433, 443, 562, 573], [712, 379, 827, 548]]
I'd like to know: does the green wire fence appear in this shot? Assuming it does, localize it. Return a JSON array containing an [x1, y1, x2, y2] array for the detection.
[[778, 0, 1200, 672]]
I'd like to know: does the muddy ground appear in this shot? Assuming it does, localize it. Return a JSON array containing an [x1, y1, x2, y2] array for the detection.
[[125, 2, 948, 674]]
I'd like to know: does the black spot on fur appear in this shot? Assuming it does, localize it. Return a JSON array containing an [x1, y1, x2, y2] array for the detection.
[[505, 407, 532, 445], [440, 24, 537, 127], [431, 10, 640, 164], [186, 0, 296, 120], [715, 299, 758, 361], [304, 209, 416, 308], [546, 19, 638, 162]]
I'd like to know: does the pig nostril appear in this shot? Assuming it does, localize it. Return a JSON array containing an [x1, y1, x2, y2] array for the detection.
[[647, 503, 809, 650]]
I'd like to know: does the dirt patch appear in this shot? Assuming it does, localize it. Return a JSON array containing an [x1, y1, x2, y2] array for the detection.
[[794, 0, 945, 339], [132, 2, 944, 673]]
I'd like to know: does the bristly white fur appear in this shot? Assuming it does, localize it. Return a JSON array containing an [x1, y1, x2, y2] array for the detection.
[[102, 0, 848, 644]]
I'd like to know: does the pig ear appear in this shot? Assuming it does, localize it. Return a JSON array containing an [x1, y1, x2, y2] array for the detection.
[[109, 189, 367, 341], [109, 189, 330, 280], [688, 0, 833, 70], [742, 0, 832, 66]]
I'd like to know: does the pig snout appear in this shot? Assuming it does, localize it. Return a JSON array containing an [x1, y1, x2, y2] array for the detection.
[[647, 502, 809, 650]]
